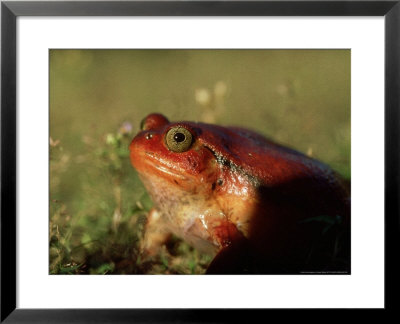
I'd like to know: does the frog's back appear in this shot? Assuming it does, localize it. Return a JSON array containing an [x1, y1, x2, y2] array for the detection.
[[193, 123, 346, 191]]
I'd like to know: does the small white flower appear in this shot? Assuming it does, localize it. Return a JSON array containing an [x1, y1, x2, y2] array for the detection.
[[214, 81, 227, 97], [195, 88, 211, 105]]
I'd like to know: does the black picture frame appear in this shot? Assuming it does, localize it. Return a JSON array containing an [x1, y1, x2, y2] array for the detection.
[[1, 0, 399, 322]]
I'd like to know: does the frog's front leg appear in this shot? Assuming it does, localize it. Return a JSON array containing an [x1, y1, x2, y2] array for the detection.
[[204, 219, 255, 274], [140, 208, 171, 257]]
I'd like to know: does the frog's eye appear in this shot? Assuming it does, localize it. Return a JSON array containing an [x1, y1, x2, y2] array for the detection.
[[165, 126, 193, 153]]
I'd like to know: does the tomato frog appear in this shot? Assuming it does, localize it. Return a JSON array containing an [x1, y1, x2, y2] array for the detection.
[[129, 113, 350, 274]]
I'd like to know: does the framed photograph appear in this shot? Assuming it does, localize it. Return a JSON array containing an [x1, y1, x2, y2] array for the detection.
[[1, 0, 399, 321]]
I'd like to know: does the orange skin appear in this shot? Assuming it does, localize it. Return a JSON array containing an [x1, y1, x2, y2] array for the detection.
[[130, 113, 350, 274]]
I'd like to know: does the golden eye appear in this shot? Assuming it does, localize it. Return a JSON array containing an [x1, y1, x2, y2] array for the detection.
[[165, 127, 193, 153]]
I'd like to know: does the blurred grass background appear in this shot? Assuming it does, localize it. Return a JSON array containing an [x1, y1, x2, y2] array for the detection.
[[49, 49, 350, 274]]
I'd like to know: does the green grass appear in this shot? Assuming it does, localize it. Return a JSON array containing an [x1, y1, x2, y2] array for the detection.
[[49, 49, 350, 274]]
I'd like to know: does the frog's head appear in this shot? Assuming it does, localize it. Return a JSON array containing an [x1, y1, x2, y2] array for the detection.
[[129, 113, 218, 194]]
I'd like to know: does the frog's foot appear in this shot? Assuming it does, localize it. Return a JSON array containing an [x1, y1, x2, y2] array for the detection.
[[140, 208, 171, 258]]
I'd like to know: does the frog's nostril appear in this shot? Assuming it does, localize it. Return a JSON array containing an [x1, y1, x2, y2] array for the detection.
[[145, 133, 153, 140]]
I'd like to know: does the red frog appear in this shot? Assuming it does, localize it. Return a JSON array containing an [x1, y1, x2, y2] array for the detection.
[[130, 113, 350, 274]]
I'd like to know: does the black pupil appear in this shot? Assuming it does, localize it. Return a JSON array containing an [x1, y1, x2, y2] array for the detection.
[[174, 132, 186, 143]]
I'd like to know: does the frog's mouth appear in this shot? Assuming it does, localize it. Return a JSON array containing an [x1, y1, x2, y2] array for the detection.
[[143, 152, 188, 181], [151, 163, 187, 180]]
